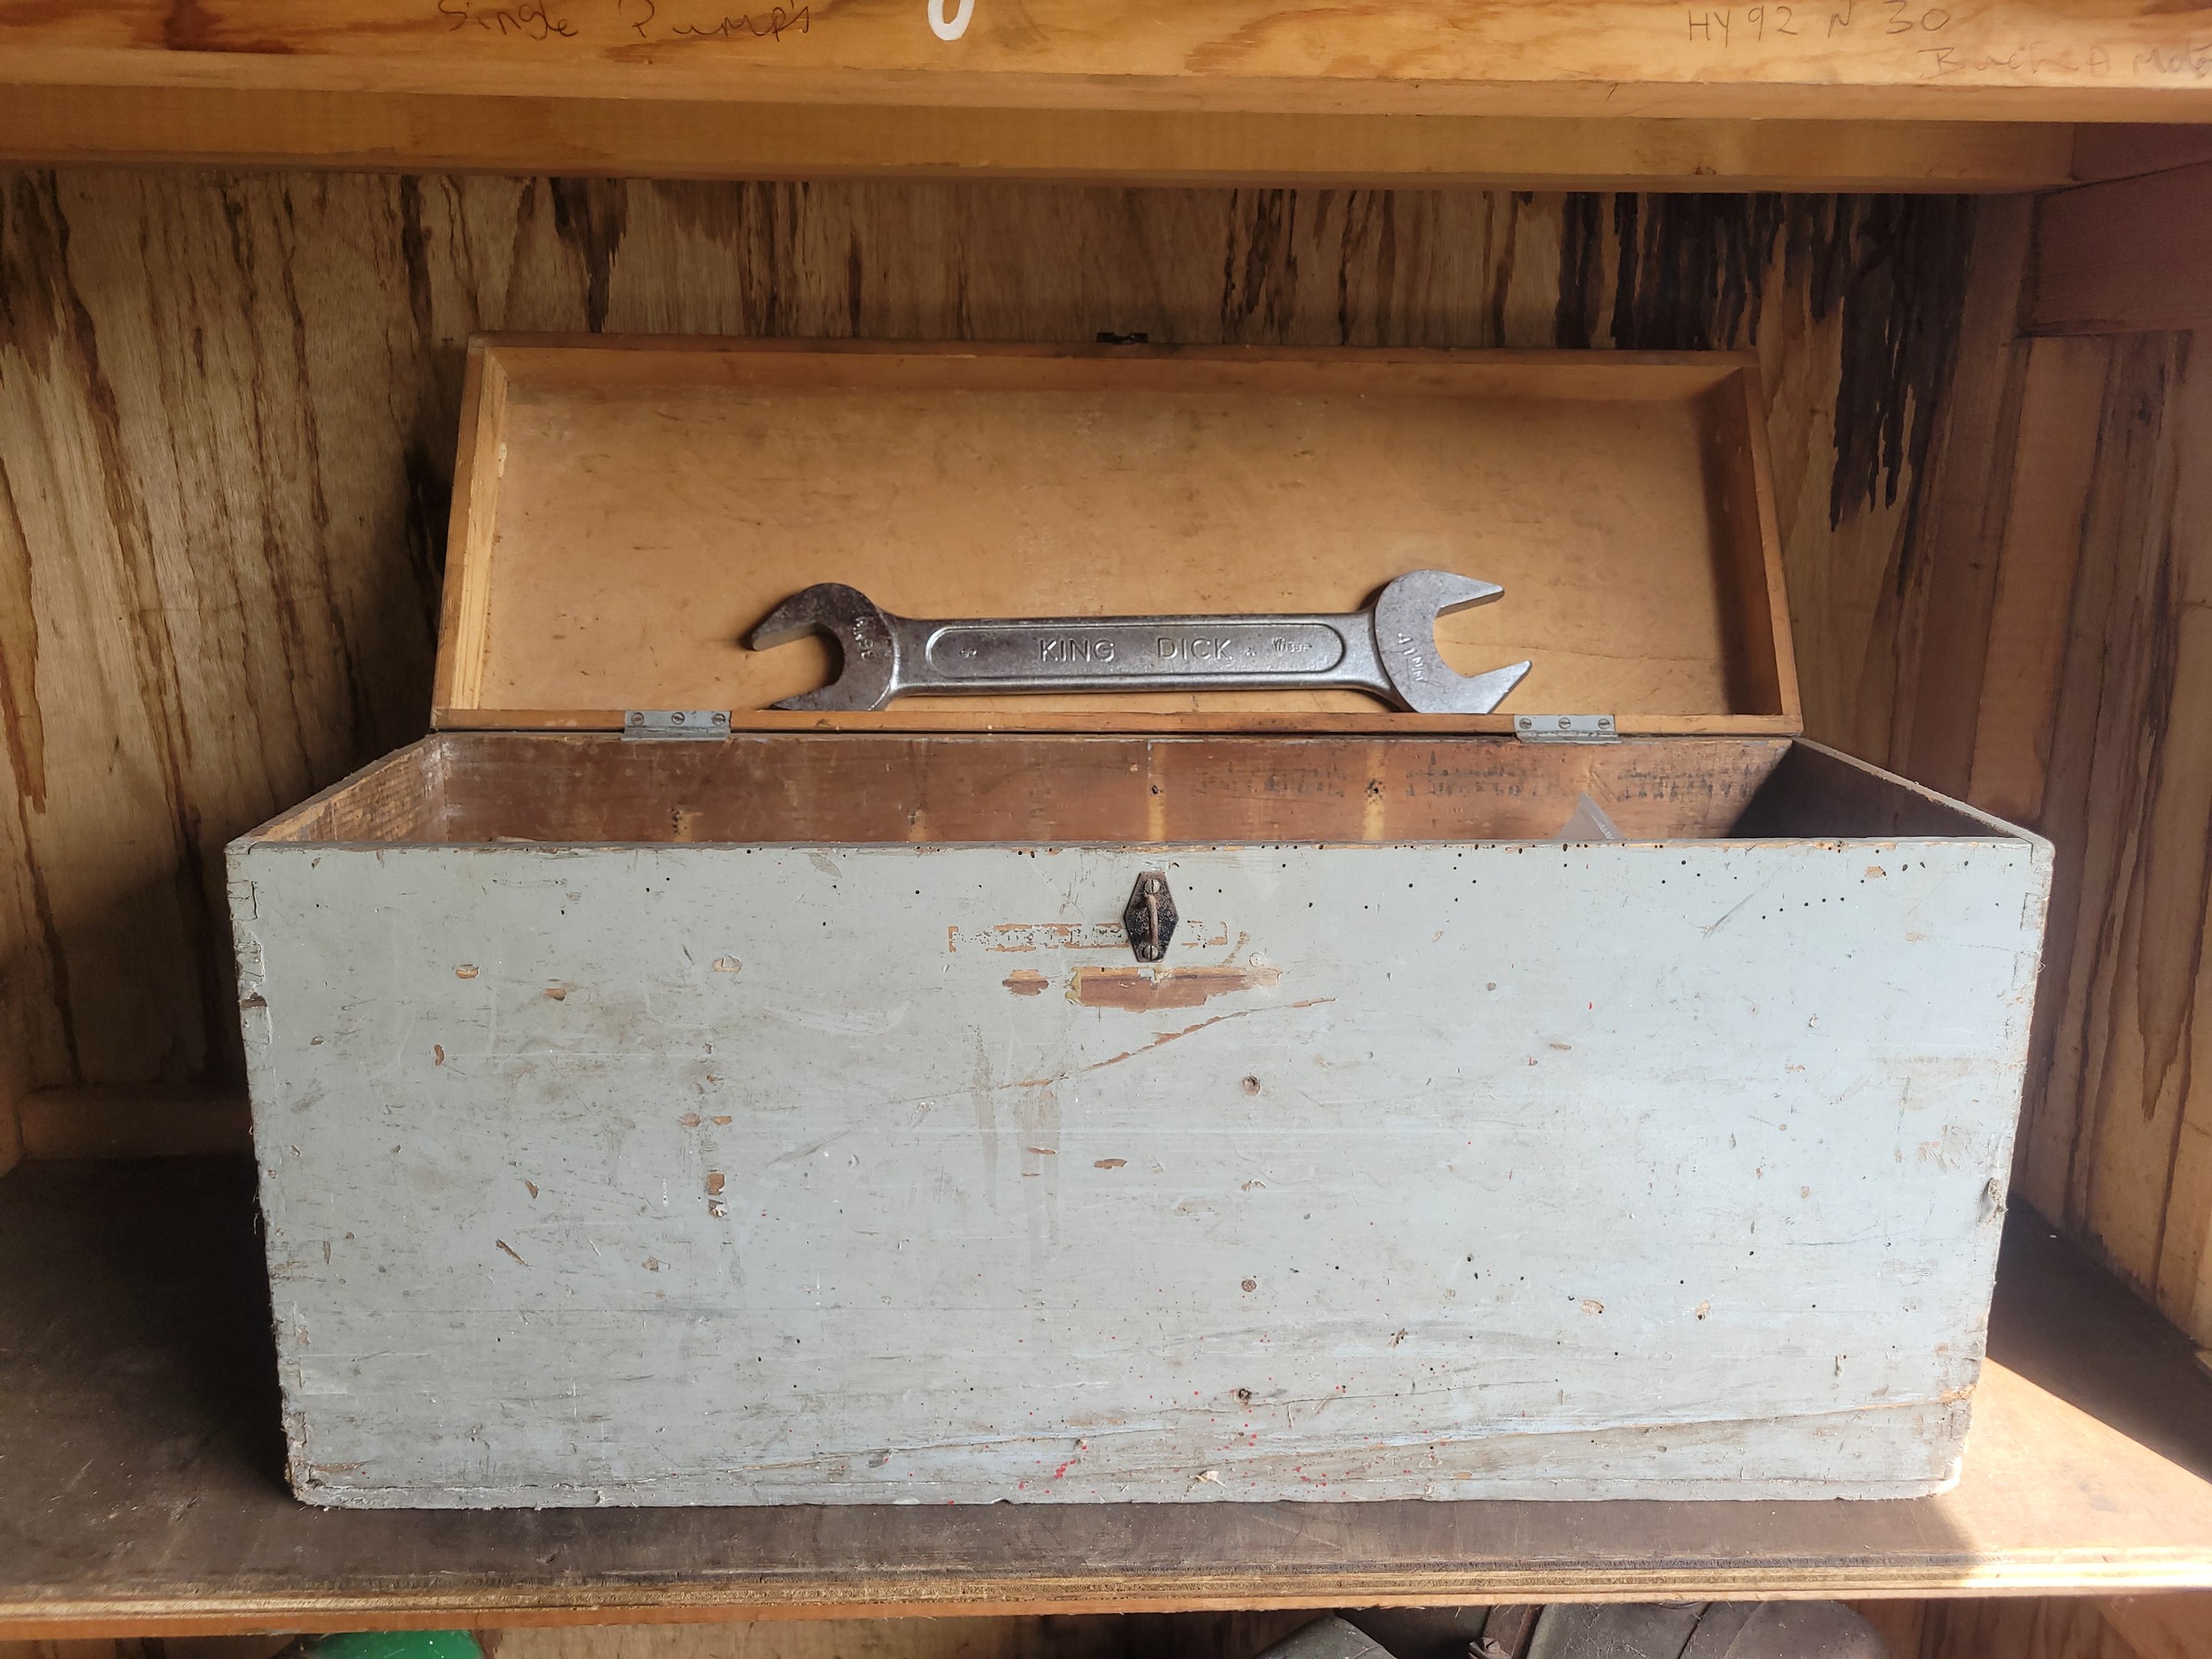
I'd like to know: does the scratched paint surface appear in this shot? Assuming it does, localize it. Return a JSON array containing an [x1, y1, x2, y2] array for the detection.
[[233, 835, 2045, 1507]]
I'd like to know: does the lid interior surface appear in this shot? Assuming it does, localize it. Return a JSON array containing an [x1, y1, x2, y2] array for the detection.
[[438, 342, 1793, 732]]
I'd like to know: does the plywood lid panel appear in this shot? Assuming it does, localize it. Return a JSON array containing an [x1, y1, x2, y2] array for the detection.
[[434, 339, 1797, 736]]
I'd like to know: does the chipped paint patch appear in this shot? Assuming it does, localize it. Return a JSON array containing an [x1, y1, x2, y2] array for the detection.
[[1002, 970, 1048, 996], [1067, 963, 1283, 1011]]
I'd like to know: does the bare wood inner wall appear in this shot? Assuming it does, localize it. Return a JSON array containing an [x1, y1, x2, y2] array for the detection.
[[1990, 162, 2212, 1354], [271, 733, 1800, 845], [0, 175, 1980, 1167]]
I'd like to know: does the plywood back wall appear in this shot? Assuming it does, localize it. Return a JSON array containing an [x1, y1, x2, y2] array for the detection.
[[0, 173, 1982, 1156], [1982, 162, 2212, 1350]]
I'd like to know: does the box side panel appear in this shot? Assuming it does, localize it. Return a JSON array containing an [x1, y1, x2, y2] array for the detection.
[[235, 831, 2042, 1506]]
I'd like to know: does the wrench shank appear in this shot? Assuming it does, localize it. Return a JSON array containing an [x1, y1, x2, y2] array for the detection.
[[893, 614, 1389, 698], [749, 572, 1527, 713]]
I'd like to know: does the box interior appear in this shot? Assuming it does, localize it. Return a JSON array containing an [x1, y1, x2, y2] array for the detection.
[[259, 734, 2008, 848]]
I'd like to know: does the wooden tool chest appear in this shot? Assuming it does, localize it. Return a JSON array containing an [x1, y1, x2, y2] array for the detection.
[[229, 337, 2051, 1508]]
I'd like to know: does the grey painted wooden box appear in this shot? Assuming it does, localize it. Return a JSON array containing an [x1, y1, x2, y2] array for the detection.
[[228, 341, 2053, 1507]]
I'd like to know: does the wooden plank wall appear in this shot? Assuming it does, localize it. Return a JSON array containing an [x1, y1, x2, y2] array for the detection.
[[1955, 157, 2212, 1355], [0, 173, 1993, 1171]]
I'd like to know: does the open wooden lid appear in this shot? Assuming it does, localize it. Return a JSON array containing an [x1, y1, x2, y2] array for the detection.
[[432, 339, 1798, 737]]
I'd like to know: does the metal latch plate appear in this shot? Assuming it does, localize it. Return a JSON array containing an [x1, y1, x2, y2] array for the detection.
[[623, 710, 732, 741], [1123, 871, 1179, 963], [1514, 714, 1619, 745]]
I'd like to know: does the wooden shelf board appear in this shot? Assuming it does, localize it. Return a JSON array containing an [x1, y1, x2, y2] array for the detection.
[[0, 84, 2081, 192], [4, 1156, 2212, 1637], [3, 4, 2210, 188], [8, 11, 2212, 123]]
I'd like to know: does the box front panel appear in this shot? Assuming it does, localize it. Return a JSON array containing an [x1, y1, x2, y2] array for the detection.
[[234, 836, 2042, 1506]]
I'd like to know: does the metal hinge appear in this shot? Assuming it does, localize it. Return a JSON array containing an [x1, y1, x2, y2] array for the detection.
[[1513, 714, 1619, 745], [622, 710, 732, 741]]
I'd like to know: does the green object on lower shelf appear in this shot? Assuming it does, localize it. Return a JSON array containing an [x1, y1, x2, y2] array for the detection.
[[307, 1632, 484, 1659]]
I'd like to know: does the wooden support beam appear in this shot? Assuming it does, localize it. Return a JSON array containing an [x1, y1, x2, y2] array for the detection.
[[2070, 124, 2212, 185], [0, 83, 2079, 191], [2032, 162, 2212, 335]]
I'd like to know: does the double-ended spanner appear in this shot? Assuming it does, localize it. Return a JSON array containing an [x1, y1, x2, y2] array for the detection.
[[745, 570, 1532, 715]]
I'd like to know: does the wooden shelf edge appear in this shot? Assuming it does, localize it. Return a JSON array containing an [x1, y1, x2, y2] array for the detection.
[[0, 83, 2083, 192], [6, 35, 2212, 125], [12, 1556, 2212, 1640], [20, 1546, 2212, 1635]]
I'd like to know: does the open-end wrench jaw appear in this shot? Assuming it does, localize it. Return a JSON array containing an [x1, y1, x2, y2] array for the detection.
[[745, 582, 899, 713], [1370, 570, 1532, 715]]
